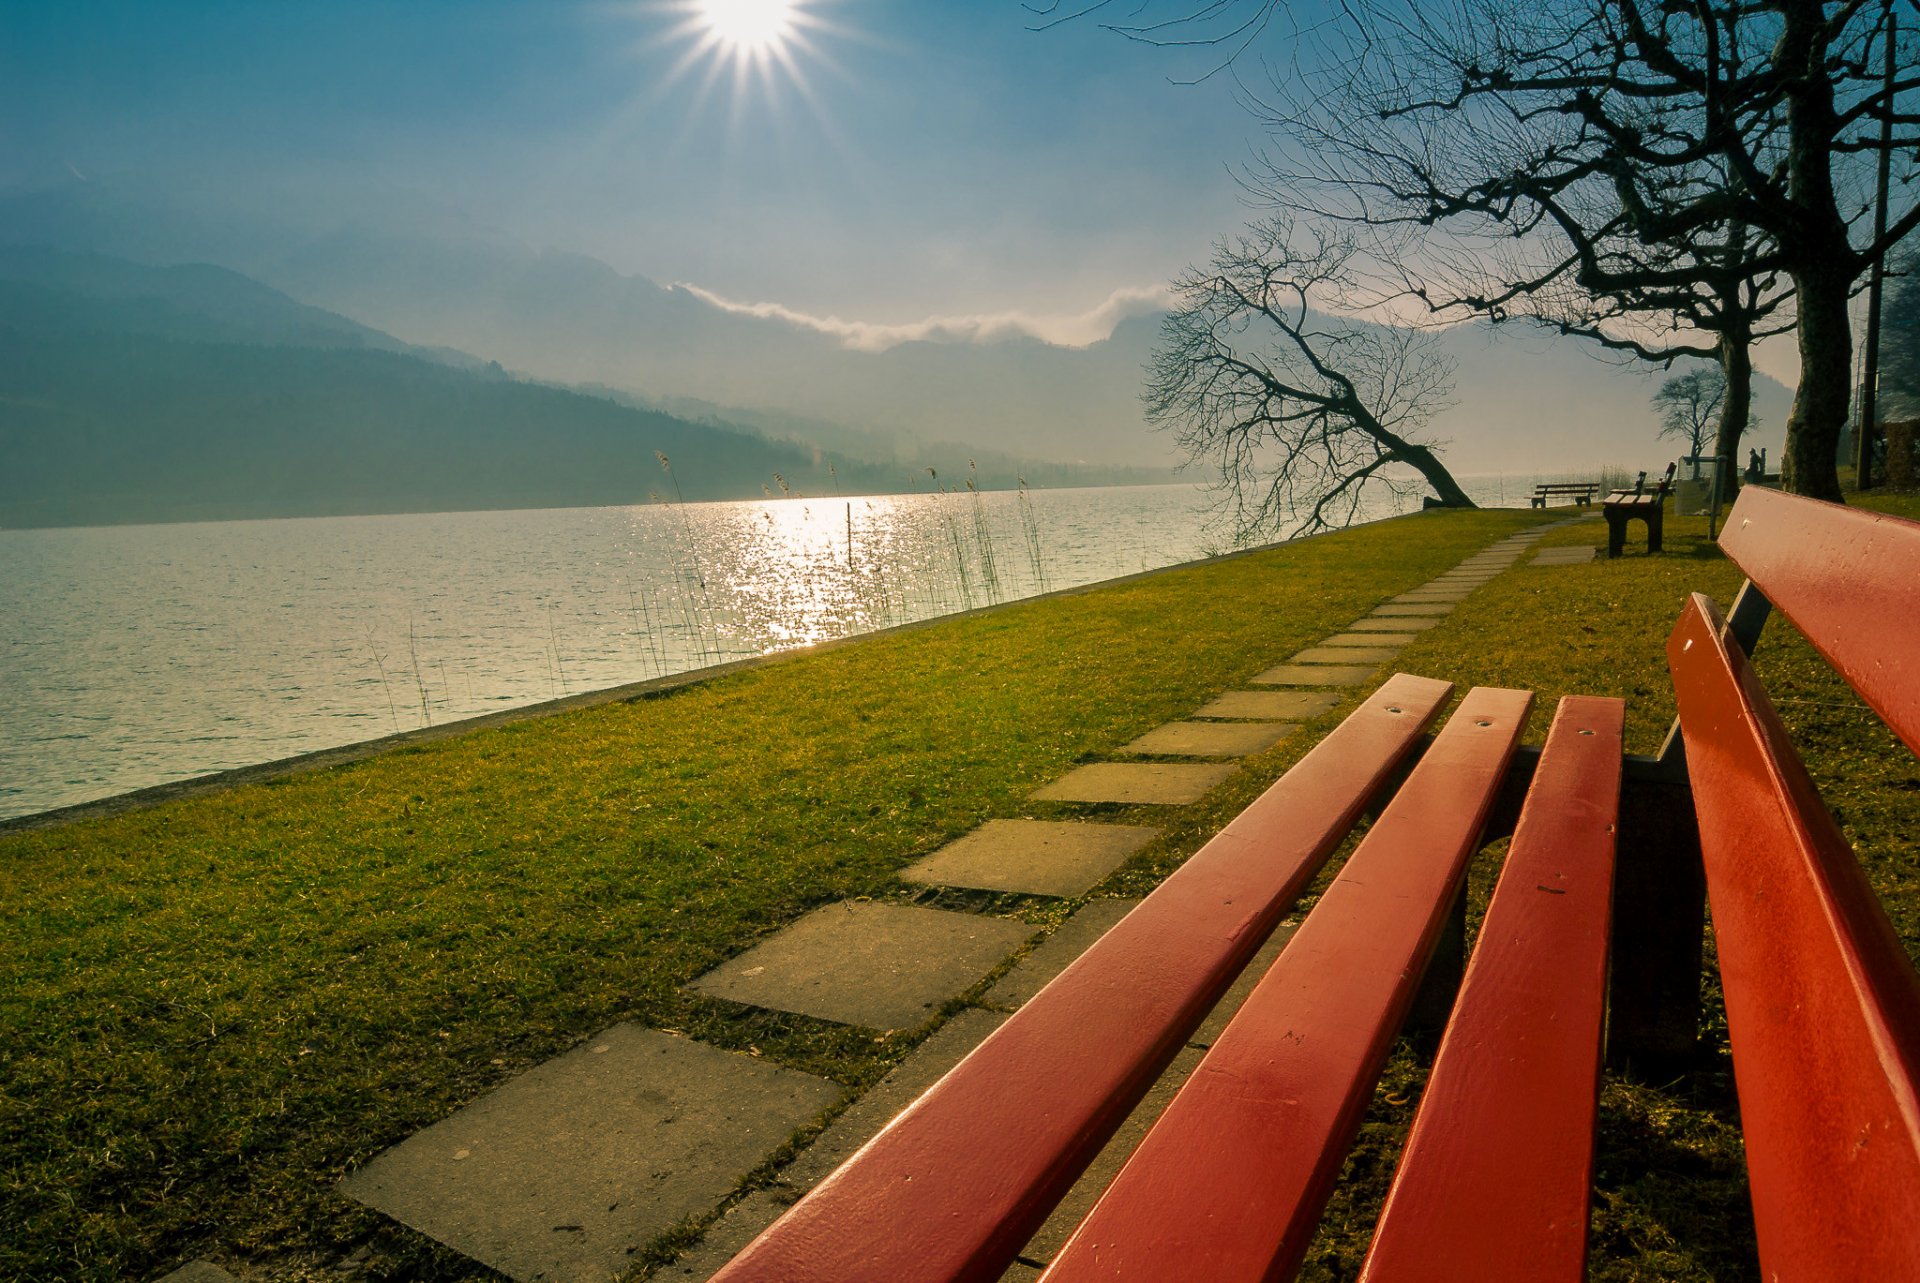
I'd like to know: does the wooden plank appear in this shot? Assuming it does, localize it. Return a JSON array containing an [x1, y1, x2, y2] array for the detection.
[[708, 674, 1455, 1283], [1359, 695, 1623, 1283], [1038, 686, 1533, 1283], [1717, 485, 1920, 756], [1669, 593, 1920, 1281]]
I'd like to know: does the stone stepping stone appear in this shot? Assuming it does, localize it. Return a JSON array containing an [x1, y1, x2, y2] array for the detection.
[[1371, 603, 1454, 618], [901, 820, 1159, 898], [1117, 720, 1294, 758], [982, 899, 1142, 1010], [1321, 631, 1417, 647], [1289, 645, 1400, 665], [1030, 761, 1237, 805], [1532, 546, 1598, 565], [1348, 616, 1441, 633], [691, 903, 1034, 1030], [1250, 664, 1377, 687], [1192, 690, 1340, 721], [341, 1024, 840, 1283], [155, 1265, 237, 1283], [1393, 592, 1472, 604]]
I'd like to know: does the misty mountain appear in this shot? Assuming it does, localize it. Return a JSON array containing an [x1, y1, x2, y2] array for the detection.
[[0, 250, 917, 527], [0, 182, 1794, 481]]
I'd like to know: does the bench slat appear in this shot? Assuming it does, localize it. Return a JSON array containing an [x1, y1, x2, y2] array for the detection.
[[1038, 686, 1532, 1283], [710, 674, 1455, 1283], [1359, 695, 1623, 1283], [1717, 486, 1920, 756], [1669, 593, 1920, 1280]]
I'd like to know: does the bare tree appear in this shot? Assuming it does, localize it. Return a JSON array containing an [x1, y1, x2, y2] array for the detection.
[[1150, 220, 1473, 538], [1653, 368, 1729, 458], [1041, 0, 1920, 501]]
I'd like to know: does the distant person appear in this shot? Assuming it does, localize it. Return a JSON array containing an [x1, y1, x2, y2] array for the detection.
[[1746, 449, 1762, 482]]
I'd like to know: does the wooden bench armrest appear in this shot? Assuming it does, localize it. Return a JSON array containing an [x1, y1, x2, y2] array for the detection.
[[1717, 486, 1920, 756], [710, 675, 1454, 1283], [1669, 593, 1920, 1279], [1360, 696, 1623, 1282], [1039, 687, 1532, 1283]]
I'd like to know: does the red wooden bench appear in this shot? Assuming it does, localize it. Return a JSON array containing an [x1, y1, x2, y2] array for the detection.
[[706, 488, 1920, 1283]]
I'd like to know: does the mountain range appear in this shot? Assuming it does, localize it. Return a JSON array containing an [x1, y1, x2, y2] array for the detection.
[[0, 243, 1165, 528], [0, 181, 1795, 526]]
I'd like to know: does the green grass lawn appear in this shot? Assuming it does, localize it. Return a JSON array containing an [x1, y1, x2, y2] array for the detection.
[[2, 494, 1915, 1283]]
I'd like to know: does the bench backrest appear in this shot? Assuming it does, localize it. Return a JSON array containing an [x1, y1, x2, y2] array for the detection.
[[1715, 486, 1920, 754], [1669, 488, 1920, 1280]]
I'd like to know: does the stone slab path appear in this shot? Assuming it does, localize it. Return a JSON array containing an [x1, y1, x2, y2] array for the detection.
[[1347, 616, 1442, 633], [1030, 760, 1238, 805], [1116, 720, 1294, 758], [1251, 663, 1377, 687], [1319, 631, 1418, 647], [1533, 545, 1598, 565], [155, 1264, 236, 1283], [689, 902, 1036, 1030], [1193, 689, 1341, 721], [901, 820, 1160, 898], [1289, 644, 1401, 665], [341, 1025, 840, 1283]]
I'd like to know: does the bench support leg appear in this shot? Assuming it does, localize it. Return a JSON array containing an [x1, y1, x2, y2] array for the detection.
[[1606, 775, 1706, 1076]]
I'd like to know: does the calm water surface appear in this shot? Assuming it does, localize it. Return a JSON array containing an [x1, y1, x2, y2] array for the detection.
[[0, 477, 1563, 819]]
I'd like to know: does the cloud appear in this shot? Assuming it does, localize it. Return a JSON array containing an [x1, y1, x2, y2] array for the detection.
[[671, 281, 1171, 352]]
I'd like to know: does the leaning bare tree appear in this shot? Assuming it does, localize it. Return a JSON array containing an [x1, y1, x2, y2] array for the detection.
[[1151, 220, 1473, 538]]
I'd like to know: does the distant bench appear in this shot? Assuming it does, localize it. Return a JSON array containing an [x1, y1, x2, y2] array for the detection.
[[710, 487, 1920, 1283], [1603, 462, 1677, 556], [1530, 482, 1599, 508]]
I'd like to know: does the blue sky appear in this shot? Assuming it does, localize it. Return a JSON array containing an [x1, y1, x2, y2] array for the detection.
[[1, 1, 1277, 335]]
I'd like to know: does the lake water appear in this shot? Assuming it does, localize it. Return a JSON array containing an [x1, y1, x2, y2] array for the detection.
[[0, 476, 1584, 820]]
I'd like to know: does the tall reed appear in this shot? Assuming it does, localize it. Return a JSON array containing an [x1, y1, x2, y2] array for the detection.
[[406, 617, 432, 727], [362, 626, 400, 733]]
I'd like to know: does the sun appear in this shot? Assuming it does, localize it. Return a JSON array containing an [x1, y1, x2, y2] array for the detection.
[[699, 0, 796, 52], [634, 0, 840, 127]]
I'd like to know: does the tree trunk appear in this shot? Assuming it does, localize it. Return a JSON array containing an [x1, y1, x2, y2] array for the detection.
[[1398, 442, 1476, 508], [1785, 267, 1851, 500], [1714, 330, 1754, 496], [1776, 4, 1849, 501]]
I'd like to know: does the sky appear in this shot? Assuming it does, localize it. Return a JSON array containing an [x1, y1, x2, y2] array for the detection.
[[0, 1, 1284, 340]]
